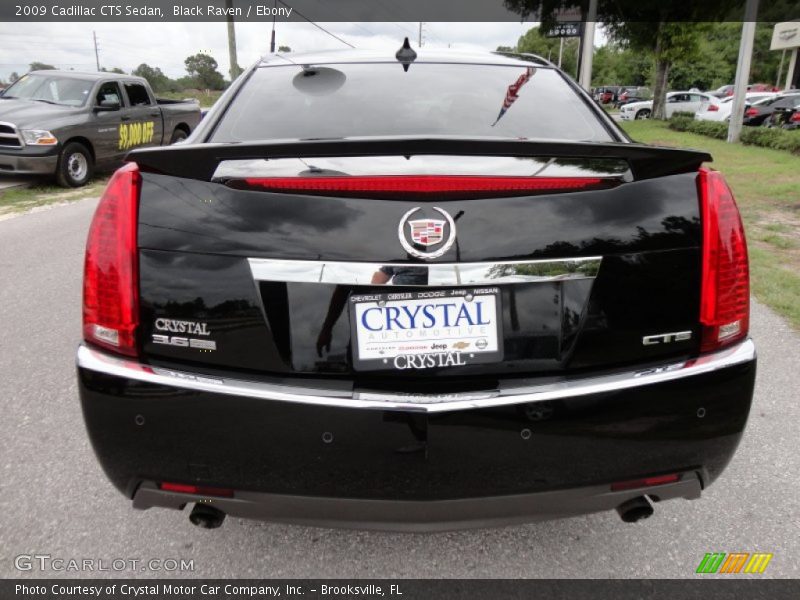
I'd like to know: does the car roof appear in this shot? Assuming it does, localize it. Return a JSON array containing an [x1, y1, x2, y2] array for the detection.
[[752, 96, 777, 105], [259, 48, 552, 68], [722, 92, 776, 103], [27, 70, 148, 83]]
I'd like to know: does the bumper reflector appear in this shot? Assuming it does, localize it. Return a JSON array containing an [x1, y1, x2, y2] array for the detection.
[[610, 473, 681, 491], [159, 482, 234, 497]]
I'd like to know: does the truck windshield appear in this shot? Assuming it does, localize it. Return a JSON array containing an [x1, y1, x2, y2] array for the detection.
[[2, 73, 93, 107]]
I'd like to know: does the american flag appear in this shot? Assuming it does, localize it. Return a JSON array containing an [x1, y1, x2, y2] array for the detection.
[[492, 67, 536, 126], [410, 219, 444, 246]]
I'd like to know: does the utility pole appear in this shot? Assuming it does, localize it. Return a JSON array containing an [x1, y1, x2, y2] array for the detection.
[[577, 0, 597, 91], [727, 0, 759, 143], [93, 31, 100, 71], [269, 0, 277, 52], [558, 37, 564, 69], [785, 49, 798, 91], [225, 0, 240, 79], [418, 22, 423, 47], [776, 49, 786, 88]]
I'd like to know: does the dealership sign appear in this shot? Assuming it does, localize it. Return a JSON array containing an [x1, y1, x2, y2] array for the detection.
[[545, 22, 582, 38], [771, 22, 800, 50], [545, 6, 583, 38]]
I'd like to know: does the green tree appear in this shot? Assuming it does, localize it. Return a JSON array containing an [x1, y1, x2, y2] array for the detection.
[[667, 22, 783, 91], [9, 72, 20, 82], [607, 23, 708, 119], [184, 53, 225, 90], [132, 63, 174, 93], [175, 75, 199, 90], [591, 44, 652, 86], [278, 45, 292, 52], [749, 22, 783, 85], [101, 67, 126, 74], [29, 62, 56, 71], [515, 27, 580, 78]]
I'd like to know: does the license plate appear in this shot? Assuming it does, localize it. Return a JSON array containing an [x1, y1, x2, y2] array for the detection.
[[349, 287, 503, 371]]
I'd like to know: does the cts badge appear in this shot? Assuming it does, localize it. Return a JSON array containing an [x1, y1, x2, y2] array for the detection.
[[642, 330, 692, 345], [398, 206, 457, 259]]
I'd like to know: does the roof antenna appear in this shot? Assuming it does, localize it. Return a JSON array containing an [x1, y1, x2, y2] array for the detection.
[[395, 37, 417, 72]]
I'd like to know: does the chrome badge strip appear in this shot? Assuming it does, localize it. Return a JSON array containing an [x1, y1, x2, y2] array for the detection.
[[247, 257, 602, 287], [77, 340, 755, 414]]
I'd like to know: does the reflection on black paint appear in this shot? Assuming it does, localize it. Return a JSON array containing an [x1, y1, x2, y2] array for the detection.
[[138, 171, 701, 262], [139, 249, 283, 371], [136, 167, 702, 378]]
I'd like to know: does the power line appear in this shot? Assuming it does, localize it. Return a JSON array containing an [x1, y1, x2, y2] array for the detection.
[[275, 0, 355, 48], [369, 0, 447, 46], [309, 0, 378, 39]]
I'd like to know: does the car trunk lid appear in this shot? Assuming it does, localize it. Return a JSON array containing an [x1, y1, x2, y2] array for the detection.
[[126, 139, 710, 382]]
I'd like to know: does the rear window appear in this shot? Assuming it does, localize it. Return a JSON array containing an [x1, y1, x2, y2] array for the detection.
[[124, 83, 151, 106], [211, 63, 613, 143]]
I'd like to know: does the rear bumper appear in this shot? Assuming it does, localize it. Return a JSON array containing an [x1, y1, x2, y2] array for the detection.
[[0, 148, 58, 175], [77, 340, 756, 529], [132, 475, 702, 532]]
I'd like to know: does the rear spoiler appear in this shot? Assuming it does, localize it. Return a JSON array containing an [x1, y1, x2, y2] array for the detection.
[[128, 137, 711, 183]]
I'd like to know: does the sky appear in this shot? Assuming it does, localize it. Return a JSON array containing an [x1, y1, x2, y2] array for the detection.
[[0, 21, 541, 82]]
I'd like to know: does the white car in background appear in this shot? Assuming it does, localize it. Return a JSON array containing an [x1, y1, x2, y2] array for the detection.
[[695, 92, 778, 122], [619, 91, 716, 120]]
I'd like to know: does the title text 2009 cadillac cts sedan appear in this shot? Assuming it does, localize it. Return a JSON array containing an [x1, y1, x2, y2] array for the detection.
[[76, 47, 756, 531]]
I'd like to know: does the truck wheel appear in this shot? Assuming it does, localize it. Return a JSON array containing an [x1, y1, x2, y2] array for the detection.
[[169, 128, 188, 144], [635, 109, 651, 120], [56, 142, 94, 188]]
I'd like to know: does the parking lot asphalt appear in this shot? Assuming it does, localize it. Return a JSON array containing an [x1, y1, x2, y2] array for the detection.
[[0, 198, 798, 579]]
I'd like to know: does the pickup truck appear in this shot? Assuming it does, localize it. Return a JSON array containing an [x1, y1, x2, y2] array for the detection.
[[0, 71, 201, 186]]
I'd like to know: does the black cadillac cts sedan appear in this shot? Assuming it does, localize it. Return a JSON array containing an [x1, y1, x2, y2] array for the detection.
[[77, 47, 756, 530]]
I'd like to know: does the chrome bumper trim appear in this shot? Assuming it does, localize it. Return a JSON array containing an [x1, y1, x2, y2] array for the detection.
[[77, 339, 755, 413], [247, 256, 602, 286]]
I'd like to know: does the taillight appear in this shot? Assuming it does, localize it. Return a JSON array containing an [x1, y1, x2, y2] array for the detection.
[[707, 104, 719, 112], [790, 112, 800, 123], [227, 175, 611, 198], [82, 162, 141, 357], [697, 167, 749, 353], [744, 108, 759, 117]]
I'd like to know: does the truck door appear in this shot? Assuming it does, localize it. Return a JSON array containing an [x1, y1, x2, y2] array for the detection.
[[91, 80, 127, 163], [119, 81, 164, 151]]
